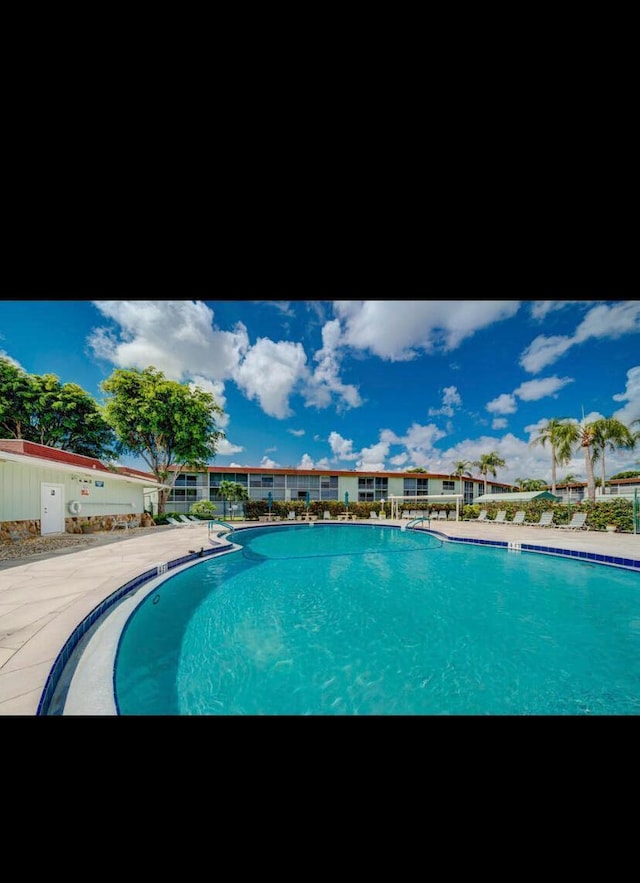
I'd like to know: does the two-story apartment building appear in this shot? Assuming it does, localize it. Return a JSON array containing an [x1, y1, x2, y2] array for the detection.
[[166, 465, 514, 515], [554, 476, 640, 504]]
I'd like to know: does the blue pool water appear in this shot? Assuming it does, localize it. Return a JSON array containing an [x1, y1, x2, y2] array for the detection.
[[114, 524, 640, 715]]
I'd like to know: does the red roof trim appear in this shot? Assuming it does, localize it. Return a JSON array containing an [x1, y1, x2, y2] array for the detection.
[[0, 439, 112, 472]]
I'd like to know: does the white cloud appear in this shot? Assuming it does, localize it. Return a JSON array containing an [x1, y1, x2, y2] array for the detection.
[[612, 366, 640, 427], [355, 439, 391, 472], [528, 301, 591, 321], [233, 337, 308, 419], [216, 438, 243, 456], [513, 375, 574, 401], [298, 453, 315, 469], [519, 334, 573, 373], [328, 431, 358, 461], [492, 418, 508, 430], [574, 302, 640, 343], [288, 428, 305, 437], [260, 456, 280, 468], [428, 385, 462, 417], [485, 375, 575, 421], [89, 300, 250, 380], [332, 300, 521, 361], [303, 318, 363, 412], [520, 301, 640, 373], [486, 393, 517, 415]]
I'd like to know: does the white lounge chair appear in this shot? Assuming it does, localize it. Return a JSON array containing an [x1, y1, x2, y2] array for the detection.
[[490, 510, 507, 524], [511, 511, 526, 525], [166, 516, 191, 528], [476, 510, 488, 522], [526, 511, 555, 528], [557, 512, 587, 530], [323, 510, 331, 519], [437, 511, 447, 520], [369, 510, 378, 519]]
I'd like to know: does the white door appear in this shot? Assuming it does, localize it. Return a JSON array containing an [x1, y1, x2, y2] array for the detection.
[[41, 483, 65, 535]]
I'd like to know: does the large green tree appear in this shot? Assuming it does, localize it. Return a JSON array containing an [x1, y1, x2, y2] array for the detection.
[[101, 366, 224, 514], [530, 417, 574, 496], [0, 357, 116, 458], [472, 451, 506, 495], [0, 357, 34, 439]]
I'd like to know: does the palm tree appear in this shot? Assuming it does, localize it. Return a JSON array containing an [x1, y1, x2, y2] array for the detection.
[[591, 417, 636, 493], [451, 459, 472, 497], [472, 451, 506, 495], [530, 418, 574, 496], [218, 480, 248, 519], [552, 419, 597, 501]]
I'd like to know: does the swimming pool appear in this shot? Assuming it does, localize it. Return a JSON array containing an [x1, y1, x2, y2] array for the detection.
[[61, 523, 640, 715]]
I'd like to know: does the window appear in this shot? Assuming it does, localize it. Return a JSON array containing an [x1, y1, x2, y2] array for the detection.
[[171, 488, 197, 501], [442, 480, 455, 493]]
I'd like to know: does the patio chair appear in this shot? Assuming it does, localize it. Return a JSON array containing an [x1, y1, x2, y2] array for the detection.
[[437, 511, 447, 520], [369, 510, 378, 519], [525, 511, 555, 528], [166, 516, 191, 528], [490, 510, 507, 524], [402, 510, 412, 519], [476, 510, 488, 522], [447, 510, 457, 520], [323, 510, 331, 519], [557, 512, 587, 530], [287, 511, 296, 520], [511, 511, 526, 525]]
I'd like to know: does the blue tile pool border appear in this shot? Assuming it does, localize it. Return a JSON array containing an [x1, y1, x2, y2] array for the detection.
[[444, 533, 640, 573], [36, 539, 235, 716]]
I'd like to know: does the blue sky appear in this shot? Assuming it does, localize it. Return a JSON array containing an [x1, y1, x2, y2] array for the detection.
[[1, 299, 639, 484]]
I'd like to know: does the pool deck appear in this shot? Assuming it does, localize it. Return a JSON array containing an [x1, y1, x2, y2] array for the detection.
[[1, 518, 638, 715]]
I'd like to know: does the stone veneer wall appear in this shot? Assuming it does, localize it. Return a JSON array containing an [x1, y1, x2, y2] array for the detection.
[[0, 512, 153, 541]]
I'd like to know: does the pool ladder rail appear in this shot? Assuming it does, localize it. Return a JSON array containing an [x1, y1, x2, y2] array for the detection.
[[207, 519, 235, 535], [401, 516, 431, 532]]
